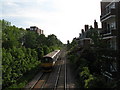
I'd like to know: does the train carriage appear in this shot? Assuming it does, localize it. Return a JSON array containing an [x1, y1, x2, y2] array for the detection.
[[41, 50, 60, 72]]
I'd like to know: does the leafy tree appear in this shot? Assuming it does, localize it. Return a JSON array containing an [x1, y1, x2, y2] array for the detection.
[[46, 34, 63, 48], [86, 75, 110, 88], [23, 31, 38, 48], [67, 27, 117, 88], [37, 47, 44, 60], [42, 45, 50, 55], [37, 34, 46, 47], [2, 47, 39, 88], [1, 20, 63, 88], [1, 19, 11, 30], [2, 20, 26, 48]]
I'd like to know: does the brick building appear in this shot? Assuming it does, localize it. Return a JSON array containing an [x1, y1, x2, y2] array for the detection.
[[78, 0, 120, 85], [26, 26, 44, 35], [100, 0, 120, 81], [100, 1, 118, 50], [79, 20, 102, 47]]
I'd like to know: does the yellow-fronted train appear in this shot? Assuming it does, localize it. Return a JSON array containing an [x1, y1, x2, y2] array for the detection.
[[41, 50, 60, 72]]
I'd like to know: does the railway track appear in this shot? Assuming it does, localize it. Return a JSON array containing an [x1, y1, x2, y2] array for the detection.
[[25, 49, 75, 89], [29, 60, 65, 89], [54, 61, 63, 89], [32, 72, 50, 89], [53, 50, 67, 90], [64, 56, 67, 90], [25, 72, 50, 89]]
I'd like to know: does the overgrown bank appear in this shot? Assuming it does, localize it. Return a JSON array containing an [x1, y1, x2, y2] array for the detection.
[[67, 46, 116, 88], [1, 19, 63, 89], [67, 33, 117, 88]]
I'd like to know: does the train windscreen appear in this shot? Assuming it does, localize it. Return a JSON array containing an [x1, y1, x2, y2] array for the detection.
[[41, 57, 53, 63]]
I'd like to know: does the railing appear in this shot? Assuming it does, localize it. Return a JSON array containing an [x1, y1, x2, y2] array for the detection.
[[100, 8, 116, 21], [100, 29, 117, 37]]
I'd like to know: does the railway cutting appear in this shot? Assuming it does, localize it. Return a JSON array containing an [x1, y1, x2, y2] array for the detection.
[[25, 49, 77, 89]]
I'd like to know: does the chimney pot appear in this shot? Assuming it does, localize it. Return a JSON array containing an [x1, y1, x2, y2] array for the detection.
[[84, 25, 89, 31], [94, 20, 98, 29]]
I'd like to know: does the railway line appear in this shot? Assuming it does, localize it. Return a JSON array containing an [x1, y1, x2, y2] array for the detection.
[[54, 62, 62, 89], [32, 73, 50, 89], [25, 49, 76, 89]]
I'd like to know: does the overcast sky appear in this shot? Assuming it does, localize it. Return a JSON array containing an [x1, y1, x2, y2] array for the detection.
[[1, 0, 102, 44]]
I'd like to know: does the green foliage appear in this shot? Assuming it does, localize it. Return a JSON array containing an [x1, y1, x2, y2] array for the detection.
[[37, 34, 46, 46], [79, 67, 108, 88], [1, 19, 11, 30], [46, 34, 63, 47], [37, 47, 44, 59], [2, 20, 26, 49], [67, 27, 118, 88], [86, 75, 110, 88], [24, 31, 38, 48], [80, 67, 90, 79], [68, 54, 76, 63], [67, 49, 81, 64], [6, 64, 40, 89], [67, 38, 78, 51], [42, 45, 50, 55], [84, 74, 94, 88], [78, 67, 92, 88], [2, 47, 40, 88], [47, 34, 57, 46], [1, 19, 63, 88]]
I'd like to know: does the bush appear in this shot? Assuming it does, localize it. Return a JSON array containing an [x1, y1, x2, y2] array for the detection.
[[79, 67, 107, 88], [42, 45, 50, 55], [2, 47, 40, 88], [86, 75, 108, 88]]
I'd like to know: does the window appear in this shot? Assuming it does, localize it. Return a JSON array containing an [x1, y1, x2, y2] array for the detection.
[[107, 24, 110, 33], [110, 3, 115, 9], [111, 22, 116, 29]]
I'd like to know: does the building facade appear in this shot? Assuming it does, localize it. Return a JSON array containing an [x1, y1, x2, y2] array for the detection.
[[26, 26, 44, 35], [100, 0, 120, 81], [79, 20, 101, 47]]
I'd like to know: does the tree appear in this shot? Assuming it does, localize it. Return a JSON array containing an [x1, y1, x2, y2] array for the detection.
[[37, 34, 46, 47], [24, 31, 38, 48], [42, 45, 50, 55], [2, 20, 26, 48], [46, 34, 63, 49], [2, 20, 63, 88]]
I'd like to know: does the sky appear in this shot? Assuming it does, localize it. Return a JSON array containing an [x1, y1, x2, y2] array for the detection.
[[1, 0, 102, 44]]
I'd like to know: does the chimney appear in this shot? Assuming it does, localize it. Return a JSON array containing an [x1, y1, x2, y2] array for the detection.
[[90, 25, 93, 29], [26, 28, 30, 31], [81, 29, 84, 34], [41, 30, 44, 34], [84, 25, 89, 31], [39, 29, 41, 34], [94, 20, 98, 29], [79, 33, 81, 37]]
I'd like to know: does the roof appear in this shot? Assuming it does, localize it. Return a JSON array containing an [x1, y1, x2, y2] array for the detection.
[[43, 50, 60, 58]]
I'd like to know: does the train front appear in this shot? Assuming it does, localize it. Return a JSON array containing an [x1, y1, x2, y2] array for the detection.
[[41, 56, 54, 72]]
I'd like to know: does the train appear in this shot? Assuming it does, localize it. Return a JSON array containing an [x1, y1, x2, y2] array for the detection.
[[41, 50, 60, 72]]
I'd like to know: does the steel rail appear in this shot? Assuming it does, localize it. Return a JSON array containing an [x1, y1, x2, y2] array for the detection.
[[25, 72, 44, 89], [40, 73, 50, 89], [32, 72, 51, 89], [64, 58, 67, 90], [31, 73, 45, 89], [54, 62, 62, 90]]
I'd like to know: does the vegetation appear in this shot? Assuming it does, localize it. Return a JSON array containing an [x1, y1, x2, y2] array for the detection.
[[1, 19, 63, 89], [67, 28, 117, 88]]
